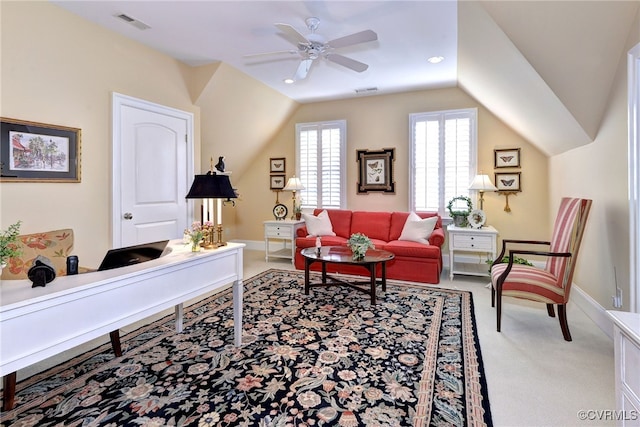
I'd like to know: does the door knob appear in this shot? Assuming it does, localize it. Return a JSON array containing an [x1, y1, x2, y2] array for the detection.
[[123, 213, 133, 220]]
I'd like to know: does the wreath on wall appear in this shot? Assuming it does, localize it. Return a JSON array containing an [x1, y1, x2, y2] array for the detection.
[[447, 195, 473, 226]]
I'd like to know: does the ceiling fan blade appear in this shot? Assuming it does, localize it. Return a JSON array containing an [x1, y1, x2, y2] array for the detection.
[[294, 59, 314, 80], [325, 53, 369, 73], [328, 30, 378, 49], [244, 50, 298, 58], [275, 23, 310, 47]]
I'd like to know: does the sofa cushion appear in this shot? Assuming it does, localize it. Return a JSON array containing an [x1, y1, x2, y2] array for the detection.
[[296, 235, 348, 248], [398, 212, 438, 245], [313, 209, 352, 238], [302, 210, 336, 237], [390, 211, 441, 241], [2, 228, 74, 280], [350, 211, 392, 241]]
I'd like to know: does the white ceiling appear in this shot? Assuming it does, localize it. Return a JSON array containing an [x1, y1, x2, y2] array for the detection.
[[51, 1, 458, 103], [50, 0, 639, 155]]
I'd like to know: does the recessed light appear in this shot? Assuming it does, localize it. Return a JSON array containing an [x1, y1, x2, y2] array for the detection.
[[427, 56, 444, 64], [283, 78, 295, 84]]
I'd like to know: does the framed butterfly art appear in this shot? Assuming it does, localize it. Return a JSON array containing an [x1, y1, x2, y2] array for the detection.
[[356, 148, 395, 194], [495, 172, 521, 192], [494, 148, 521, 168]]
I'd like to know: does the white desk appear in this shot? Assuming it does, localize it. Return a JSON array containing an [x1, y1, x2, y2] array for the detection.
[[608, 311, 640, 426], [0, 241, 244, 410]]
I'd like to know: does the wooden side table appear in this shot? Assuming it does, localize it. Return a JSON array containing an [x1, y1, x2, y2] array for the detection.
[[447, 224, 498, 280], [264, 220, 305, 264]]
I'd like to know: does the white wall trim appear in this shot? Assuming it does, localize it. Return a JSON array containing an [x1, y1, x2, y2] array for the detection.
[[571, 285, 614, 340]]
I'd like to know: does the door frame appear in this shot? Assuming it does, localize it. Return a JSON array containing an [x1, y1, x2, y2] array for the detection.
[[111, 92, 195, 248]]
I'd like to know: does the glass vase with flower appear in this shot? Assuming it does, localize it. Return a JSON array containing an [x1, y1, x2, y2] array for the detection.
[[184, 221, 205, 252]]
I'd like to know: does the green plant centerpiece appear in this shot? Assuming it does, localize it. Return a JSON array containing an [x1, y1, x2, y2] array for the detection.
[[348, 232, 375, 260], [1, 221, 22, 269], [447, 195, 473, 227]]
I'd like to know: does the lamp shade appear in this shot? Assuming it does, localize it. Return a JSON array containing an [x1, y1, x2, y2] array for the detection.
[[185, 173, 237, 199], [469, 174, 497, 191], [283, 176, 305, 191]]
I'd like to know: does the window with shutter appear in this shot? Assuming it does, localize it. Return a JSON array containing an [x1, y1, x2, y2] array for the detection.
[[409, 109, 477, 217], [296, 120, 346, 209]]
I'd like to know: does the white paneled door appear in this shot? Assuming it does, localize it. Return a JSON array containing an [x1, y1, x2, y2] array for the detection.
[[112, 93, 194, 247]]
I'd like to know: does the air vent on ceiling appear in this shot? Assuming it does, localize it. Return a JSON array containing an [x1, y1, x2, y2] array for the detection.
[[115, 13, 151, 31], [355, 87, 378, 95]]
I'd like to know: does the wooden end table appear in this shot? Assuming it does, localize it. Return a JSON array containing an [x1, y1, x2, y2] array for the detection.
[[300, 246, 395, 304]]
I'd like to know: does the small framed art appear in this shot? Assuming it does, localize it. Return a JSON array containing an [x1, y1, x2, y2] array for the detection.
[[1, 117, 81, 182], [494, 148, 521, 168], [270, 157, 286, 174], [270, 174, 286, 190], [356, 148, 395, 194], [495, 172, 521, 192]]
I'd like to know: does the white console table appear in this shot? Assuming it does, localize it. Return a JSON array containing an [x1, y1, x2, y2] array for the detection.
[[0, 241, 245, 410]]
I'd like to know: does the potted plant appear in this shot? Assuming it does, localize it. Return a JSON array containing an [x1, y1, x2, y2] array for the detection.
[[348, 232, 375, 260], [0, 221, 22, 270], [447, 195, 473, 227]]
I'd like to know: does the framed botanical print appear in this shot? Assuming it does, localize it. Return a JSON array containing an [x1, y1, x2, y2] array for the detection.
[[495, 172, 521, 192], [270, 174, 286, 190], [356, 148, 395, 194], [494, 148, 521, 168], [270, 157, 286, 174]]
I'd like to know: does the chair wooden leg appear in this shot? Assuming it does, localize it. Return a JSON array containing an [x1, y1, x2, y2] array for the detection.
[[496, 288, 502, 332], [557, 304, 572, 341], [2, 371, 16, 411], [546, 304, 555, 317], [491, 285, 495, 308]]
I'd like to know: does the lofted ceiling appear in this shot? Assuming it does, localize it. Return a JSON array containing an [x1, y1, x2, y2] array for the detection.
[[50, 0, 638, 156]]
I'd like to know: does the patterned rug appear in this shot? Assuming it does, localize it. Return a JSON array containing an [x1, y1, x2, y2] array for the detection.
[[1, 269, 492, 426]]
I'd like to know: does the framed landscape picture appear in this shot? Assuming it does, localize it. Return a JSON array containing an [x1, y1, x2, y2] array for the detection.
[[1, 117, 81, 182]]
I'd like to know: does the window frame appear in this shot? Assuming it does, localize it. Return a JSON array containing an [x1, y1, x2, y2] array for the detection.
[[295, 120, 347, 210], [408, 108, 478, 218]]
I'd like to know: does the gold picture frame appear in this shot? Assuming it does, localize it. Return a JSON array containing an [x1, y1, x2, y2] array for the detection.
[[1, 117, 81, 182]]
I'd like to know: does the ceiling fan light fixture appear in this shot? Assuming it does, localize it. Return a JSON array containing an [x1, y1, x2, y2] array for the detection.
[[427, 56, 444, 64], [283, 78, 295, 84]]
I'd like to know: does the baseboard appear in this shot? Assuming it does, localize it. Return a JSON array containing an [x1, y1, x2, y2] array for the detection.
[[571, 285, 614, 340], [230, 239, 263, 252]]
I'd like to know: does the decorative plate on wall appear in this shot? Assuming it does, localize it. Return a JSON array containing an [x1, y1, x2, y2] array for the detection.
[[273, 203, 288, 220], [468, 209, 486, 229]]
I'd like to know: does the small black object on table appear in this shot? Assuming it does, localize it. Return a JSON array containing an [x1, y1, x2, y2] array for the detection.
[[300, 246, 395, 304]]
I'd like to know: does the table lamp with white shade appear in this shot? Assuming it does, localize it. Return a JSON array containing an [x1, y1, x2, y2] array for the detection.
[[283, 176, 304, 219]]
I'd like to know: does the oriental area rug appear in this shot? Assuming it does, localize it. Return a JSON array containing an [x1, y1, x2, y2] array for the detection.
[[1, 269, 492, 426]]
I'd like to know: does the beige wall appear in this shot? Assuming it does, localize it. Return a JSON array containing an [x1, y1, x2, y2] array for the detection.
[[0, 2, 201, 267], [235, 87, 550, 246], [549, 9, 640, 310]]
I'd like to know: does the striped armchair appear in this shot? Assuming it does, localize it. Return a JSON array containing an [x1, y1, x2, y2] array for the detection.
[[490, 198, 592, 341]]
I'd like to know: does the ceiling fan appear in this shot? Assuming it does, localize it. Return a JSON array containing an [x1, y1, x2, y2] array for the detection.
[[245, 17, 378, 81]]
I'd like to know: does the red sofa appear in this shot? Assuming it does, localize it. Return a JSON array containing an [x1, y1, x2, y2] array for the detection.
[[294, 209, 444, 284]]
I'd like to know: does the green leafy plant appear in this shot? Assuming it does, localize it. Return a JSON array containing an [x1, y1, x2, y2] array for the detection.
[[0, 221, 22, 266], [348, 233, 374, 259], [447, 195, 473, 226], [486, 255, 533, 272]]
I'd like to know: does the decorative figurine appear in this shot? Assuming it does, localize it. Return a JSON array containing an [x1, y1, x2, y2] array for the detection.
[[215, 156, 225, 173]]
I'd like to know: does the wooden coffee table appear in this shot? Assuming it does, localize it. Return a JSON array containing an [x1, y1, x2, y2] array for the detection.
[[300, 246, 395, 304]]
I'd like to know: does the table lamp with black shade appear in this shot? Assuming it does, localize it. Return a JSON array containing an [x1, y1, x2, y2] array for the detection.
[[185, 172, 237, 248]]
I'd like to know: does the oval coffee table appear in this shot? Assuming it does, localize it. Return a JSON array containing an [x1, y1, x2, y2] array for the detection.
[[300, 246, 395, 304]]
